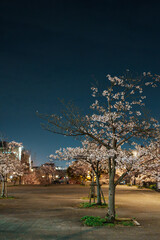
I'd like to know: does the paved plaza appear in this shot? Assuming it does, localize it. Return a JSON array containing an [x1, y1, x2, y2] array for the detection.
[[0, 184, 159, 240]]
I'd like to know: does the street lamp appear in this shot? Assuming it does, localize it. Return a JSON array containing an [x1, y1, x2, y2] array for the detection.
[[132, 150, 138, 157]]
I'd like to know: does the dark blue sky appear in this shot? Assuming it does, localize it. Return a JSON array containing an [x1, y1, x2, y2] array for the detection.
[[0, 0, 160, 166]]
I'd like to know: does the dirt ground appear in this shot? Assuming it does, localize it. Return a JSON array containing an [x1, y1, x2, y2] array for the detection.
[[0, 184, 159, 240]]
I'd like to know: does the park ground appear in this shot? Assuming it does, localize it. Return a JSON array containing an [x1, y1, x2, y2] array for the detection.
[[0, 184, 160, 240]]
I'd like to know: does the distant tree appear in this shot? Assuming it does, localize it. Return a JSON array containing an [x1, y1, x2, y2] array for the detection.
[[0, 141, 24, 197], [23, 171, 40, 185], [23, 163, 55, 185], [40, 72, 160, 222], [67, 160, 90, 184], [39, 163, 55, 184]]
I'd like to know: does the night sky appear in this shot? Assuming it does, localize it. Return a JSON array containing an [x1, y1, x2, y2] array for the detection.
[[0, 0, 160, 167]]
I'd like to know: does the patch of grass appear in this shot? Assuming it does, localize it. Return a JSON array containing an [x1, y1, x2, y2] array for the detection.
[[81, 197, 97, 200], [0, 196, 15, 199], [104, 223, 115, 227], [80, 202, 108, 208], [81, 216, 135, 227], [81, 196, 107, 200], [136, 185, 143, 189], [119, 221, 134, 226], [81, 216, 107, 226]]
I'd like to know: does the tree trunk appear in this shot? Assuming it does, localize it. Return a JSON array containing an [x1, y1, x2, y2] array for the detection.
[[107, 169, 115, 222], [1, 176, 7, 198], [19, 176, 22, 185], [100, 186, 106, 204], [90, 172, 95, 198], [81, 178, 85, 185], [95, 174, 102, 205]]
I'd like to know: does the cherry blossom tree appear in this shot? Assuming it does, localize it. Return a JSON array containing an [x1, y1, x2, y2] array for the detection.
[[23, 171, 41, 185], [40, 72, 160, 222], [40, 163, 55, 184], [23, 163, 55, 185], [0, 141, 24, 197], [51, 139, 108, 204], [67, 160, 90, 184], [131, 137, 160, 188]]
